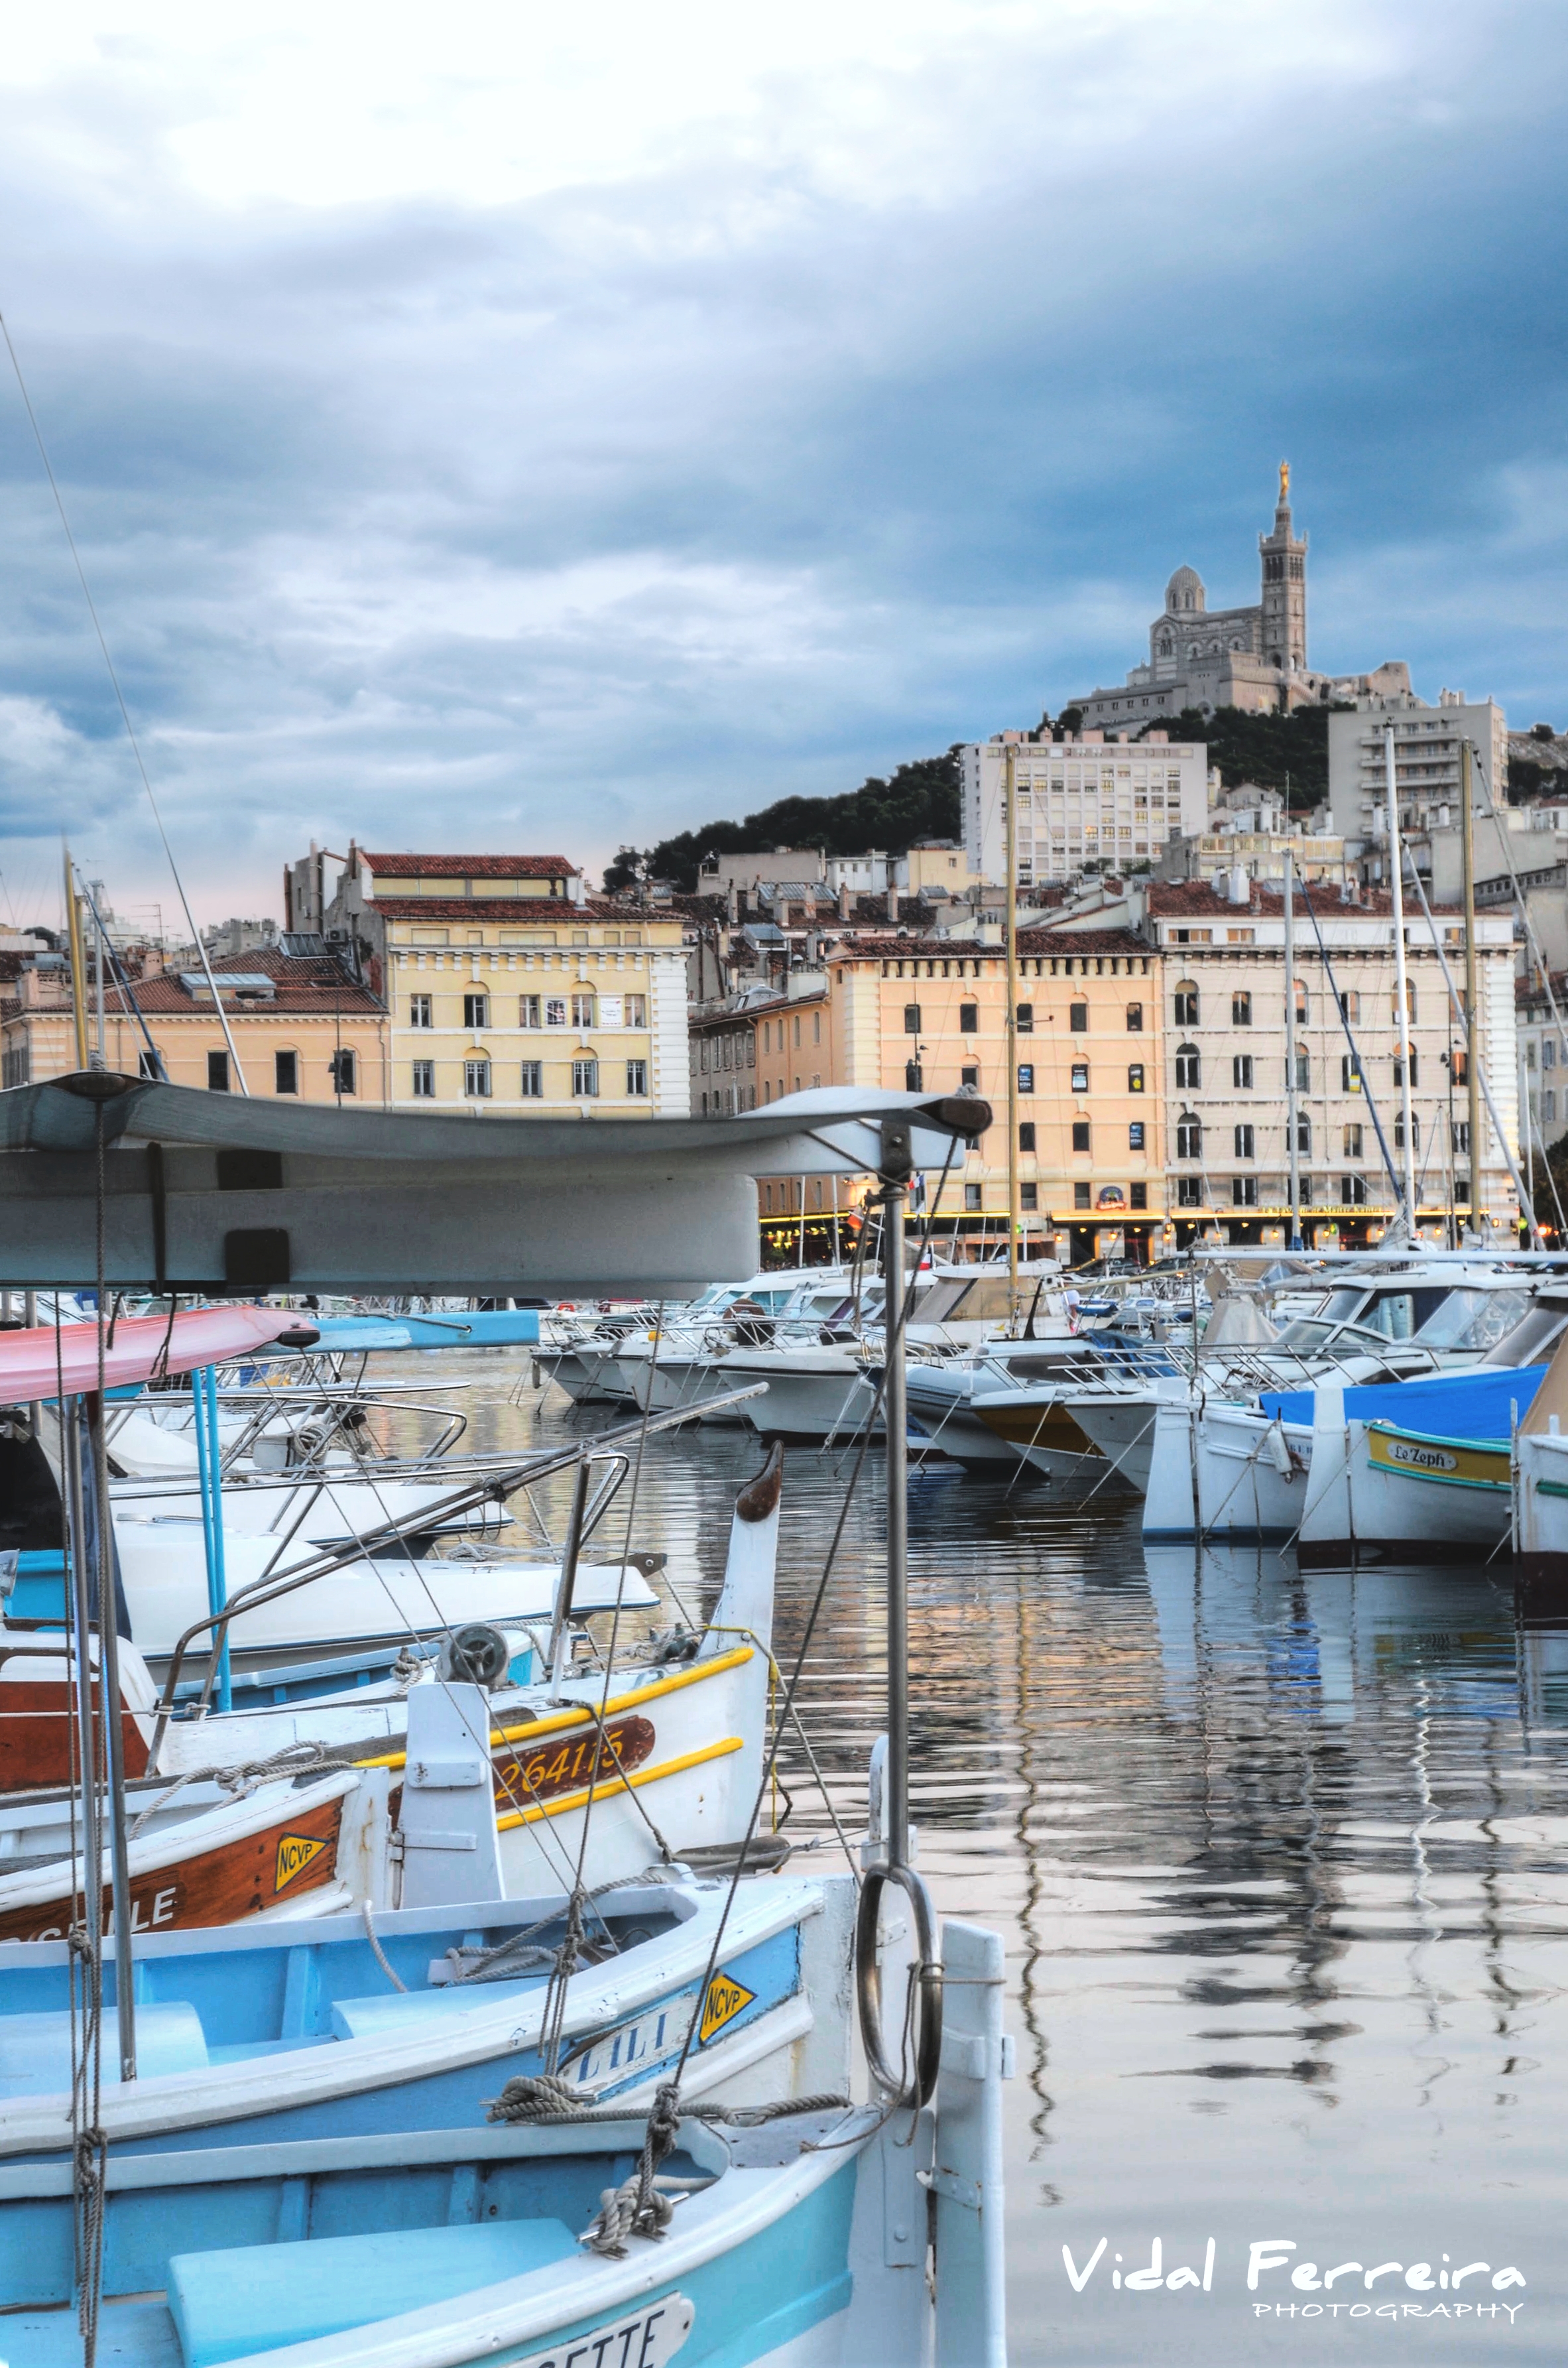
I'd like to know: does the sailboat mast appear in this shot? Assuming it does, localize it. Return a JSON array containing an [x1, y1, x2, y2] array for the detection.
[[880, 1119, 911, 1867], [1284, 848, 1301, 1250], [1461, 740, 1484, 1237], [1386, 725, 1418, 1230], [1004, 743, 1020, 1308]]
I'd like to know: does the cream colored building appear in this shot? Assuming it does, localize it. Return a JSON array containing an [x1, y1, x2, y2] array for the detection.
[[318, 850, 690, 1117], [961, 728, 1209, 889]]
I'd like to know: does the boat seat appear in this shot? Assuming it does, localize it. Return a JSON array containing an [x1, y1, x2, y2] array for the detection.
[[0, 2004, 207, 2097], [169, 2217, 579, 2367], [327, 1977, 540, 2040]]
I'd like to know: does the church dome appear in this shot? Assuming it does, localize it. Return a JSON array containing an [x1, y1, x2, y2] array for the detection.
[[1166, 565, 1205, 614]]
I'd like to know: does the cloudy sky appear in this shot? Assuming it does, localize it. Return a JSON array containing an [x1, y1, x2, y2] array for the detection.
[[0, 0, 1565, 927]]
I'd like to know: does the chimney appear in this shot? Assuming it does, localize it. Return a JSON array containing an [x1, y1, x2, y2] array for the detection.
[[837, 881, 851, 922], [1228, 865, 1248, 905], [727, 883, 739, 926], [888, 883, 899, 923]]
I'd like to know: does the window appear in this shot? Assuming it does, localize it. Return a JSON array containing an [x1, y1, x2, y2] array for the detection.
[[1343, 1123, 1363, 1158], [1342, 1054, 1362, 1093], [1175, 1042, 1200, 1089], [1233, 1054, 1253, 1089], [1527, 1040, 1539, 1069], [959, 1001, 979, 1033], [1293, 1050, 1309, 1091], [1235, 1123, 1255, 1159], [520, 1061, 542, 1097], [274, 1050, 298, 1095], [1455, 1120, 1471, 1153], [1339, 990, 1360, 1024], [904, 1003, 922, 1033], [1174, 983, 1199, 1027], [1392, 983, 1416, 1023], [519, 994, 541, 1027], [1069, 1002, 1088, 1032], [1343, 1174, 1368, 1206], [1071, 1120, 1090, 1152], [1177, 1177, 1202, 1208], [1018, 1064, 1036, 1094], [792, 1016, 801, 1048], [965, 1183, 982, 1212], [961, 1064, 979, 1088], [1232, 991, 1252, 1027], [410, 993, 433, 1028], [1126, 1002, 1143, 1032], [625, 993, 647, 1026], [626, 1058, 648, 1096], [1232, 1176, 1258, 1207], [1294, 1115, 1311, 1153], [1074, 1182, 1092, 1210], [207, 1049, 229, 1092], [1394, 1051, 1418, 1088], [412, 1059, 435, 1097], [1176, 1113, 1201, 1159], [137, 1049, 159, 1080], [1016, 1002, 1034, 1034], [761, 1022, 770, 1053], [571, 993, 595, 1027], [330, 1048, 356, 1095], [573, 1058, 600, 1097], [1546, 1040, 1557, 1071], [463, 991, 489, 1028], [545, 997, 568, 1026], [1394, 1112, 1420, 1151], [1129, 1120, 1146, 1150], [1294, 983, 1308, 1024], [1130, 1182, 1148, 1210], [464, 1057, 492, 1099], [1071, 1061, 1089, 1093], [1128, 1062, 1144, 1093], [1020, 1182, 1039, 1210], [906, 1060, 924, 1090], [1547, 1090, 1559, 1123], [1019, 1121, 1036, 1151]]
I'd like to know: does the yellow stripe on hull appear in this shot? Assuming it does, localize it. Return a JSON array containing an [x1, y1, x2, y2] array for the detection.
[[1366, 1424, 1510, 1492]]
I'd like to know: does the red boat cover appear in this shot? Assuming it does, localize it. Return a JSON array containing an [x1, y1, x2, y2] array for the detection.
[[0, 1307, 312, 1400]]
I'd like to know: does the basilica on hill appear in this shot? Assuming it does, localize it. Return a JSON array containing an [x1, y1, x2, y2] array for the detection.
[[1070, 467, 1411, 730]]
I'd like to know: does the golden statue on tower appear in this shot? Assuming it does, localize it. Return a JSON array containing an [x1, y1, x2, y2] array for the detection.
[[1279, 459, 1291, 503]]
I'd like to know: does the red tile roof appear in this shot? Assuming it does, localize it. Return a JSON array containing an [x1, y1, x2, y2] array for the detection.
[[1146, 881, 1461, 918], [371, 897, 674, 924], [361, 855, 577, 880], [109, 946, 384, 1016]]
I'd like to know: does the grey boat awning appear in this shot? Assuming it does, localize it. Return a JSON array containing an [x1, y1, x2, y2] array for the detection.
[[0, 1076, 989, 1294]]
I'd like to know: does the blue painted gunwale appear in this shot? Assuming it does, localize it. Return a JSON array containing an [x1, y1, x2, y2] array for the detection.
[[0, 1885, 814, 2158]]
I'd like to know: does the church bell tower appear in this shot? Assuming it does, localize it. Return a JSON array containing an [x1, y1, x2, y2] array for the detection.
[[1258, 462, 1307, 673]]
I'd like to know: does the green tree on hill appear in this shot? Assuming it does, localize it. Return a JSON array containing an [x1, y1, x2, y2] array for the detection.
[[633, 750, 963, 893]]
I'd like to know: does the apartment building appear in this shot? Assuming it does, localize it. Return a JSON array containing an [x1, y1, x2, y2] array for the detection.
[[310, 850, 690, 1117], [961, 729, 1209, 890], [0, 942, 389, 1101], [1328, 691, 1513, 899], [1142, 879, 1518, 1247]]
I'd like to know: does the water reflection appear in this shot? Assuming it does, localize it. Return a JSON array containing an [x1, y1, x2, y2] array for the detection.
[[373, 1357, 1568, 2361]]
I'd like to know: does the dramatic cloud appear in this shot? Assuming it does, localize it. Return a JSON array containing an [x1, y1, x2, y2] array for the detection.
[[0, 0, 1565, 920]]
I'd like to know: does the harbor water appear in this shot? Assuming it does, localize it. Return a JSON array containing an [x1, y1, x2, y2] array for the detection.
[[393, 1353, 1568, 2361]]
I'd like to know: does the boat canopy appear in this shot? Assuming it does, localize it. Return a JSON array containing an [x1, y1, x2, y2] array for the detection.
[[1262, 1363, 1547, 1441], [0, 1076, 991, 1294]]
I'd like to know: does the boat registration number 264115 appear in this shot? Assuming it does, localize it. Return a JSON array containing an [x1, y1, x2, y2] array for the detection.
[[509, 2293, 694, 2368]]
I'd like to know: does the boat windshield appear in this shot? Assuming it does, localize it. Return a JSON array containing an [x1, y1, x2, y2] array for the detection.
[[1410, 1287, 1533, 1351]]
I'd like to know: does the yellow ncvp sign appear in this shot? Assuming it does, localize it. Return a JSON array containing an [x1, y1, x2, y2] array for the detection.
[[1367, 1425, 1510, 1492], [274, 1832, 331, 1893], [698, 1971, 757, 2046]]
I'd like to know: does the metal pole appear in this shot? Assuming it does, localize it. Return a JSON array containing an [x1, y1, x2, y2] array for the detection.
[[62, 1399, 102, 1954], [1386, 725, 1417, 1231], [1524, 1046, 1536, 1247], [880, 1125, 910, 1871], [87, 1390, 137, 2079], [196, 1367, 232, 1713], [1284, 848, 1301, 1250], [1461, 739, 1484, 1239], [1004, 745, 1020, 1317], [93, 896, 106, 1070], [63, 847, 90, 1071], [548, 1458, 593, 1683]]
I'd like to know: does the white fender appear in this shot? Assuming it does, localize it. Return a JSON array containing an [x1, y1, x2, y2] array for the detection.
[[709, 1442, 783, 1652]]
